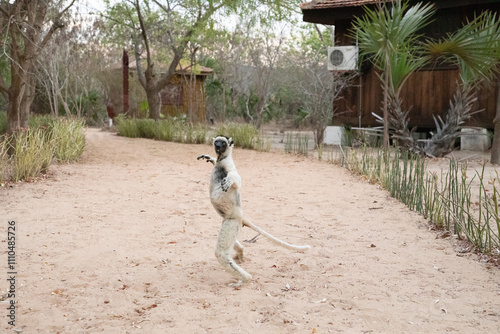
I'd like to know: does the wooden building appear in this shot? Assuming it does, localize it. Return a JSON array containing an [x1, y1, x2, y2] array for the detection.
[[111, 58, 212, 122], [160, 64, 213, 122], [301, 0, 500, 130]]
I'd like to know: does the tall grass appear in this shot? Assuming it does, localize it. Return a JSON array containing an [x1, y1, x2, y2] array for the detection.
[[116, 118, 210, 145], [52, 118, 86, 162], [10, 128, 54, 181], [116, 118, 271, 151], [0, 114, 86, 182], [215, 123, 270, 151], [341, 146, 500, 254], [116, 118, 141, 138]]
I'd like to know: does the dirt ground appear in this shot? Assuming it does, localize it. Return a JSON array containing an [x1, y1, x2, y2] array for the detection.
[[1, 128, 500, 333]]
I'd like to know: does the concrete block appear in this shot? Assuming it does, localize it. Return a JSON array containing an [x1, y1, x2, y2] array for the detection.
[[460, 128, 491, 151], [323, 126, 345, 145]]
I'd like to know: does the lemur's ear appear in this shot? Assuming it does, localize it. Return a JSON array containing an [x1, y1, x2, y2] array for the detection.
[[229, 137, 234, 146], [212, 137, 216, 143]]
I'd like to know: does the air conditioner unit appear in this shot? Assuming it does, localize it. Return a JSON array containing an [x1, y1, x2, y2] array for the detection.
[[327, 46, 358, 71]]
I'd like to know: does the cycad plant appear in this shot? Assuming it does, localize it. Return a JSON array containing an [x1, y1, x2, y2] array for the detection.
[[425, 11, 500, 157], [352, 0, 435, 147], [353, 0, 500, 156]]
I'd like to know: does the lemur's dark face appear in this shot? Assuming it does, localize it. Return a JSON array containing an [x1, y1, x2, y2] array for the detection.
[[213, 136, 234, 155]]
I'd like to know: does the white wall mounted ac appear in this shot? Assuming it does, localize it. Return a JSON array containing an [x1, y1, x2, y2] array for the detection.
[[327, 46, 358, 71]]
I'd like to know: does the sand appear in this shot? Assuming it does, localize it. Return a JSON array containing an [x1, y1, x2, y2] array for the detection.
[[1, 128, 499, 333]]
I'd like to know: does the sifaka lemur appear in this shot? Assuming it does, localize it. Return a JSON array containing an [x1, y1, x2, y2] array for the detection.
[[198, 136, 310, 287]]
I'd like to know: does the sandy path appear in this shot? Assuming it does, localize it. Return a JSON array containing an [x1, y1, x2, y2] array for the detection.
[[1, 128, 499, 333]]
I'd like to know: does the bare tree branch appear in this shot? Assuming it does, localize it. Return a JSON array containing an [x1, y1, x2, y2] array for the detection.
[[38, 0, 76, 51]]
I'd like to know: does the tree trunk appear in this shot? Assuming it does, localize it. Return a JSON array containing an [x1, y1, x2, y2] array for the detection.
[[314, 126, 325, 149], [491, 79, 500, 164], [222, 86, 226, 121], [382, 57, 390, 147], [6, 62, 25, 134], [123, 49, 130, 116], [6, 96, 21, 135], [147, 89, 161, 120], [20, 75, 36, 127]]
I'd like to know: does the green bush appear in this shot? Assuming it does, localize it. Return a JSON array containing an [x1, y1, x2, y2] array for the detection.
[[115, 118, 269, 150], [116, 117, 141, 138], [29, 114, 55, 130], [0, 115, 86, 182], [153, 120, 174, 141], [10, 128, 54, 181], [51, 118, 86, 162], [117, 117, 209, 145], [215, 122, 270, 151], [136, 119, 156, 139]]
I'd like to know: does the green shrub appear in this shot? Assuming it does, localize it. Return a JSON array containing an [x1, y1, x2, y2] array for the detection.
[[29, 114, 55, 131], [215, 122, 269, 151], [153, 120, 174, 141], [116, 117, 141, 138], [10, 128, 54, 181], [0, 115, 86, 182], [51, 118, 86, 162], [136, 119, 157, 139], [116, 118, 265, 151], [185, 123, 209, 144], [216, 123, 258, 149], [193, 124, 209, 144]]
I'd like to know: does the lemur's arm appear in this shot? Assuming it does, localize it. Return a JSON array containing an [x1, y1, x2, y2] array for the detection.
[[221, 170, 241, 192], [197, 154, 216, 165]]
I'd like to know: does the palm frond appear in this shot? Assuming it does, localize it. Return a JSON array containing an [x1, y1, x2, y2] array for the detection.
[[425, 11, 500, 86]]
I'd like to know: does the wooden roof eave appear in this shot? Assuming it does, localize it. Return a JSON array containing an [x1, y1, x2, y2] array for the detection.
[[302, 5, 375, 23], [301, 0, 500, 24]]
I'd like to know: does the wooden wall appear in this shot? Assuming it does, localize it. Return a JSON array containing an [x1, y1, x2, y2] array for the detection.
[[330, 2, 500, 131], [161, 75, 207, 122], [334, 66, 498, 130]]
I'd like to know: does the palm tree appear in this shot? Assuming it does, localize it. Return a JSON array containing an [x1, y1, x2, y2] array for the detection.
[[352, 0, 435, 147], [352, 1, 500, 156], [424, 12, 500, 157]]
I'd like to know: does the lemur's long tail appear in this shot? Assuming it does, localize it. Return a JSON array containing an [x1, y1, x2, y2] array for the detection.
[[242, 218, 311, 252]]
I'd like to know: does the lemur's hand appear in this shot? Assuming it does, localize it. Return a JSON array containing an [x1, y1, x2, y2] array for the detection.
[[221, 177, 232, 192], [197, 155, 215, 164]]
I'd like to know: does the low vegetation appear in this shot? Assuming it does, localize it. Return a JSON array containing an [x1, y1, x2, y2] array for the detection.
[[340, 146, 500, 254], [284, 132, 309, 156], [0, 113, 86, 183], [116, 117, 208, 145], [215, 123, 270, 151], [117, 118, 270, 151]]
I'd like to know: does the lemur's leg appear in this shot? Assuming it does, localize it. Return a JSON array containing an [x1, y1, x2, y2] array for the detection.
[[197, 154, 216, 165], [215, 218, 252, 287], [233, 240, 244, 263]]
